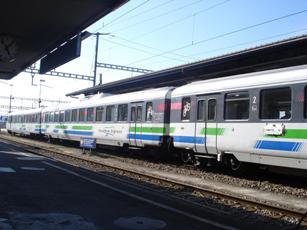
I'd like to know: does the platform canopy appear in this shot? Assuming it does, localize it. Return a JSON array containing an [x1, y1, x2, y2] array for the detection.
[[66, 35, 307, 96], [0, 0, 128, 80]]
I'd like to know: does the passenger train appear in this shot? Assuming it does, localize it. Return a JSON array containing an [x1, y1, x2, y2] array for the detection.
[[6, 65, 307, 172]]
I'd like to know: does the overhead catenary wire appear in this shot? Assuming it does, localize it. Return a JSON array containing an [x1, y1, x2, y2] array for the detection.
[[94, 0, 151, 33], [99, 0, 231, 65], [109, 0, 206, 34], [100, 38, 190, 63], [140, 28, 307, 67], [119, 0, 231, 41], [126, 9, 307, 66], [104, 35, 198, 61], [110, 0, 176, 26]]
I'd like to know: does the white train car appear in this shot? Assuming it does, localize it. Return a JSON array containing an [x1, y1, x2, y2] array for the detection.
[[42, 87, 174, 149], [6, 108, 43, 136], [170, 65, 307, 170]]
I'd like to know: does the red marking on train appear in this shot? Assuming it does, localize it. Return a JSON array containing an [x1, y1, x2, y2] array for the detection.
[[171, 102, 181, 110], [298, 92, 304, 102], [157, 103, 165, 112]]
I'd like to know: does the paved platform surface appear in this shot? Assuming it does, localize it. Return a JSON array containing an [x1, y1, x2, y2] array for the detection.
[[0, 140, 261, 230]]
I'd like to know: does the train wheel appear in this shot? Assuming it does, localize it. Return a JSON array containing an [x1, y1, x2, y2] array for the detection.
[[229, 156, 241, 171], [180, 151, 192, 164]]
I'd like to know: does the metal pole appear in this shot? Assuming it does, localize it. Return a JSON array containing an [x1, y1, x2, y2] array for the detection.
[[93, 32, 99, 87], [8, 96, 12, 113], [8, 84, 13, 113], [38, 80, 45, 108], [38, 82, 42, 108]]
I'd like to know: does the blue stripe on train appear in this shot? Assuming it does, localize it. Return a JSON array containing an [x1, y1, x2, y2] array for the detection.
[[254, 140, 303, 152], [173, 136, 205, 144], [34, 128, 46, 132], [63, 130, 93, 136], [128, 134, 161, 141]]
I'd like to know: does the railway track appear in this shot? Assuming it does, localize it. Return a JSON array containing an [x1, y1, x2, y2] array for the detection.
[[0, 133, 306, 228]]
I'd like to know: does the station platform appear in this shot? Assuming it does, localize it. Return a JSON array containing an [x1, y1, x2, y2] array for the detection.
[[0, 139, 286, 229]]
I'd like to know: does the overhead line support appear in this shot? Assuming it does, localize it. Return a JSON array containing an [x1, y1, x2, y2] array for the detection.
[[96, 62, 153, 73]]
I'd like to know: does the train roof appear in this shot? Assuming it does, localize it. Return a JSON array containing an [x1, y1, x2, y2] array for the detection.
[[172, 64, 307, 97], [56, 87, 174, 110], [8, 108, 42, 116]]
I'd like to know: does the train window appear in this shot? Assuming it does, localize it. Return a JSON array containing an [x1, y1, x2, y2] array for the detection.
[[260, 87, 291, 120], [106, 106, 115, 121], [87, 108, 94, 122], [32, 114, 36, 123], [197, 100, 205, 121], [45, 113, 49, 123], [49, 113, 54, 123], [65, 110, 71, 122], [54, 111, 59, 122], [118, 104, 128, 121], [96, 107, 104, 122], [131, 107, 136, 122], [71, 109, 78, 122], [137, 106, 142, 121], [79, 108, 85, 122], [181, 97, 191, 121], [146, 102, 153, 121], [224, 92, 249, 120], [59, 111, 64, 122], [305, 87, 307, 119], [208, 99, 216, 121]]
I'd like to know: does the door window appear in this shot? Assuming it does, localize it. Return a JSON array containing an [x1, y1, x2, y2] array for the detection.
[[197, 100, 205, 121], [208, 99, 216, 121], [136, 106, 142, 121]]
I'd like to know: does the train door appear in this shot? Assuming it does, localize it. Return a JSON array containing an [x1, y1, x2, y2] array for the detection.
[[206, 97, 218, 154], [129, 103, 143, 147], [195, 97, 207, 153]]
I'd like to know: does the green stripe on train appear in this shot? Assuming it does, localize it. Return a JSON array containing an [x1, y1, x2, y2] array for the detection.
[[200, 127, 225, 135], [129, 127, 175, 134], [265, 129, 307, 139], [72, 125, 93, 130], [55, 125, 68, 129]]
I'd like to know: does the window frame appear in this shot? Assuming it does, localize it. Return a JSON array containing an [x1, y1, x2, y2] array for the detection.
[[71, 109, 78, 122], [59, 110, 64, 123], [78, 108, 85, 122], [145, 102, 153, 121], [86, 107, 95, 122], [207, 99, 217, 121], [181, 97, 191, 121], [106, 105, 115, 122], [224, 91, 250, 120], [65, 110, 71, 122], [96, 106, 104, 122], [197, 100, 205, 121], [259, 87, 292, 120], [117, 104, 128, 122]]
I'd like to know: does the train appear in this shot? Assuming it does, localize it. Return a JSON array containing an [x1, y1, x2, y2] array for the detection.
[[6, 65, 307, 172]]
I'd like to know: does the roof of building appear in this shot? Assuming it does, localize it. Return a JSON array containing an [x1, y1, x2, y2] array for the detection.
[[1, 0, 128, 80], [66, 34, 307, 96]]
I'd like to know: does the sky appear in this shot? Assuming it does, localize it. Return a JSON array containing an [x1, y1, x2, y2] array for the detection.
[[1, 0, 307, 113]]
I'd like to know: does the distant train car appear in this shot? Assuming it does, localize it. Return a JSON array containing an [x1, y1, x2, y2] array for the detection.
[[6, 108, 43, 136], [0, 115, 7, 129], [42, 87, 174, 149], [170, 65, 307, 170]]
